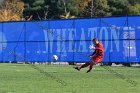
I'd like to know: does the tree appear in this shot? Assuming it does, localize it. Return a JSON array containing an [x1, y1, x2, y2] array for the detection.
[[44, 0, 91, 19], [23, 0, 49, 20], [128, 0, 140, 5], [58, 0, 77, 19], [60, 12, 76, 19], [108, 0, 130, 16], [82, 0, 111, 17], [128, 4, 140, 15], [23, 0, 92, 20], [23, 0, 140, 20], [71, 0, 91, 17], [0, 0, 24, 21]]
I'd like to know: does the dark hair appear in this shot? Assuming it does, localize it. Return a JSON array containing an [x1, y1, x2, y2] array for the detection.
[[92, 38, 98, 42]]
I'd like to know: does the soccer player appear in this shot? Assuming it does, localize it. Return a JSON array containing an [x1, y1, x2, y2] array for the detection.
[[74, 38, 104, 73]]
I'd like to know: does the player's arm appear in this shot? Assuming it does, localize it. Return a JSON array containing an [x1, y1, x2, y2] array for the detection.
[[89, 50, 96, 57], [91, 51, 96, 56], [95, 47, 103, 51], [89, 45, 96, 57]]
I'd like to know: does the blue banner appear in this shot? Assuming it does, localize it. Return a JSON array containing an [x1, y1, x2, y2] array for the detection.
[[0, 16, 139, 63]]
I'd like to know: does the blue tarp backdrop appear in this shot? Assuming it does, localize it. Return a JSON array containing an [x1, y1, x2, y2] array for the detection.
[[0, 16, 140, 63]]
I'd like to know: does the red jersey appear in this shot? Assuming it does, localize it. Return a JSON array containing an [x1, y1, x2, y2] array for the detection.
[[94, 42, 104, 58]]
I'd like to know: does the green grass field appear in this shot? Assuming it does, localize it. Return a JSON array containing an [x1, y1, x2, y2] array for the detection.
[[0, 63, 140, 93]]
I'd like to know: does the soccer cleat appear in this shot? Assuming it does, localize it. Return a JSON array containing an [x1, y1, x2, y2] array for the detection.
[[86, 70, 91, 73], [74, 67, 80, 71]]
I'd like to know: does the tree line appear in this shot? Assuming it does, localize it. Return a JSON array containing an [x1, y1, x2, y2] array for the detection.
[[0, 0, 140, 21]]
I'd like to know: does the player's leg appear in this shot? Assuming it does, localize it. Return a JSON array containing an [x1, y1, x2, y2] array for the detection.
[[86, 60, 96, 73], [74, 62, 90, 71], [86, 57, 103, 73], [79, 62, 91, 69]]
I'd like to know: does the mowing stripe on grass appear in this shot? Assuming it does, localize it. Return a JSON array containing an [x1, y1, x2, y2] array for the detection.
[[29, 64, 67, 86]]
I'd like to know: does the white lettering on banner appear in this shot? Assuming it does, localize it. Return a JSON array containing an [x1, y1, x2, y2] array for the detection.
[[61, 29, 66, 52], [78, 28, 88, 52], [99, 27, 108, 52], [56, 29, 61, 52], [49, 29, 55, 53], [110, 27, 120, 52], [43, 27, 123, 53], [130, 31, 136, 57], [43, 29, 49, 53], [123, 32, 129, 57], [88, 28, 98, 45], [123, 27, 136, 57], [60, 29, 67, 58], [0, 32, 7, 52], [68, 28, 75, 52]]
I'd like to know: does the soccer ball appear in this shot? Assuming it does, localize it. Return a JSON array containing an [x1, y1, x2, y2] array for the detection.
[[52, 55, 58, 61]]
